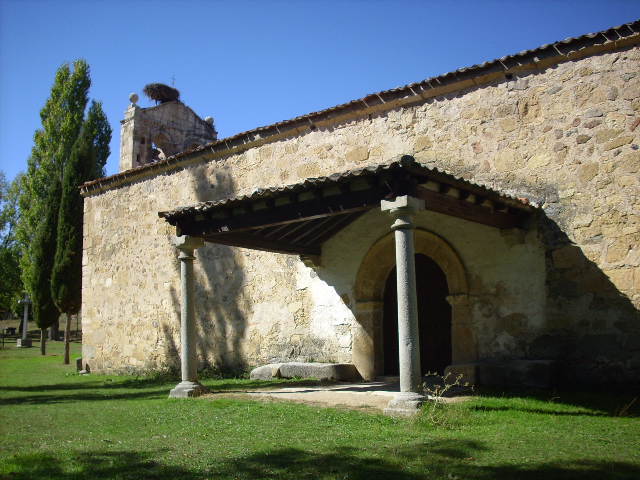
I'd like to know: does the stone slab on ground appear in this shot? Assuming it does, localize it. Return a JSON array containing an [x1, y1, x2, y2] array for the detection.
[[206, 377, 472, 414], [244, 380, 398, 412], [249, 363, 284, 380], [249, 362, 361, 382]]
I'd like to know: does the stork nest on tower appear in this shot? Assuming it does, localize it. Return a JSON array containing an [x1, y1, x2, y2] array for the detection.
[[143, 83, 180, 104]]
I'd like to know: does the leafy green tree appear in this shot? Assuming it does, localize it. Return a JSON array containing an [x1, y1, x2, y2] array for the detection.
[[17, 59, 111, 353], [0, 172, 23, 315], [83, 101, 112, 178], [18, 61, 90, 320], [31, 179, 62, 355], [51, 102, 111, 363]]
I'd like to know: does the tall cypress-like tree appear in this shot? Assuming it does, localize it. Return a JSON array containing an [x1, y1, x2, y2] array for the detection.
[[18, 61, 90, 344], [0, 172, 22, 315], [51, 133, 92, 314], [17, 60, 110, 353], [51, 102, 111, 364], [18, 61, 90, 288], [83, 101, 112, 178], [31, 179, 62, 355]]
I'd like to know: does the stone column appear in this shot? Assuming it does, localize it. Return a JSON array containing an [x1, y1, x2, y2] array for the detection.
[[16, 294, 32, 348], [169, 235, 208, 398], [381, 195, 425, 416]]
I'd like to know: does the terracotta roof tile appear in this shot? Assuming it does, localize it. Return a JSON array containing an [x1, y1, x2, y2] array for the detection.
[[158, 156, 535, 222], [82, 20, 640, 196]]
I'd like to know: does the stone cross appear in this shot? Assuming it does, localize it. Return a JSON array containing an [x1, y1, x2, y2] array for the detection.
[[16, 294, 32, 348]]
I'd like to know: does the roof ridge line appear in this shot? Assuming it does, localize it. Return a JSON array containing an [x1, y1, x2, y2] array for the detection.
[[82, 19, 640, 196]]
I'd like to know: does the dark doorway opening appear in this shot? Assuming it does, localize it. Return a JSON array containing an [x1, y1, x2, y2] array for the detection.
[[382, 254, 452, 376]]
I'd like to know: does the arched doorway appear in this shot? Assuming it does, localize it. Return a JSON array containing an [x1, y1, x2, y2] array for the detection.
[[353, 229, 472, 380], [382, 254, 452, 376]]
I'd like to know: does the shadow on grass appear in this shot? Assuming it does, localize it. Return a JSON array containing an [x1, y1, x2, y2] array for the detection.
[[0, 378, 323, 406], [0, 378, 174, 393], [469, 405, 610, 417], [0, 388, 171, 406], [474, 387, 640, 418], [2, 442, 639, 480], [0, 377, 321, 394]]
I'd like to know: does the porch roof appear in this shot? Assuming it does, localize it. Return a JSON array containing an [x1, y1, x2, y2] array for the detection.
[[158, 156, 536, 256]]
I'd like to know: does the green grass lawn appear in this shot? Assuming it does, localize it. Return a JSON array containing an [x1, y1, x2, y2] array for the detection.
[[0, 341, 638, 480]]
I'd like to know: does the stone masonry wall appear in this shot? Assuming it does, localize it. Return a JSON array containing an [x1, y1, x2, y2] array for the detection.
[[83, 46, 639, 384]]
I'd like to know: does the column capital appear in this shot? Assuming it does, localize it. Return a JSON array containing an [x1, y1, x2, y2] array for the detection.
[[381, 196, 425, 230], [381, 195, 425, 215], [173, 235, 204, 255]]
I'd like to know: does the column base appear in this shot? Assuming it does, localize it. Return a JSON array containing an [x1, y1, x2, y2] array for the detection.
[[384, 392, 425, 417], [16, 338, 32, 348], [169, 381, 208, 398]]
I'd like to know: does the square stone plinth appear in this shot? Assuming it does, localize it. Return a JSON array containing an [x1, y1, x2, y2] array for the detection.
[[169, 381, 208, 398], [16, 338, 32, 348], [384, 392, 425, 417]]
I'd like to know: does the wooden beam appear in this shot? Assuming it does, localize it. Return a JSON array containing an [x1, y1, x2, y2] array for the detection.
[[275, 217, 324, 241], [179, 188, 384, 236], [288, 216, 338, 244], [414, 186, 524, 229], [303, 211, 366, 246], [205, 232, 320, 256]]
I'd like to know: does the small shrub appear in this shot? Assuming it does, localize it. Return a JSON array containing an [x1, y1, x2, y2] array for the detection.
[[420, 372, 474, 428], [199, 362, 249, 380], [615, 396, 638, 417]]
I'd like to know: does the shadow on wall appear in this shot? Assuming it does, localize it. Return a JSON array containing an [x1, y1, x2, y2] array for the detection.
[[164, 165, 250, 375], [4, 441, 640, 480], [534, 214, 640, 387]]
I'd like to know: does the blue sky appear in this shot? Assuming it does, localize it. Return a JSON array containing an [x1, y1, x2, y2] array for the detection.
[[1, 0, 639, 182]]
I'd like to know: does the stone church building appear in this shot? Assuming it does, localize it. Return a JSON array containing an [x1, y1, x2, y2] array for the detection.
[[80, 22, 640, 399]]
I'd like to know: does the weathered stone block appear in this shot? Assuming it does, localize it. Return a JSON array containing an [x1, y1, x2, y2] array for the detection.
[[577, 163, 599, 183], [595, 128, 623, 143], [345, 147, 369, 163], [552, 245, 584, 269], [249, 363, 283, 380], [604, 135, 633, 151], [277, 362, 361, 381], [606, 268, 634, 291], [413, 136, 432, 151]]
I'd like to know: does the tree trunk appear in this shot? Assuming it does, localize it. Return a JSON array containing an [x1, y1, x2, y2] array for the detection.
[[40, 328, 47, 355], [63, 314, 72, 365]]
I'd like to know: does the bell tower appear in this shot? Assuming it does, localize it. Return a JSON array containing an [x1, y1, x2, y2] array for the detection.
[[119, 86, 217, 172]]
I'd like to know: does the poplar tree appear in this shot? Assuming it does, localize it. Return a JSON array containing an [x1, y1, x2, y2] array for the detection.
[[83, 101, 112, 178], [0, 172, 22, 315], [51, 101, 111, 364], [17, 60, 110, 354]]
